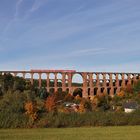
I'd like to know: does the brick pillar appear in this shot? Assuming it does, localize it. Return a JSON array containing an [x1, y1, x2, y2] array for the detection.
[[88, 73, 93, 96], [23, 73, 25, 79], [68, 73, 72, 94], [62, 73, 66, 92], [103, 73, 107, 94], [103, 73, 106, 87], [127, 74, 131, 85], [82, 73, 88, 98], [96, 73, 100, 95], [14, 72, 17, 77], [122, 73, 125, 88], [115, 74, 119, 87], [31, 73, 34, 85], [47, 73, 50, 92], [115, 74, 120, 93], [109, 73, 114, 96], [109, 73, 113, 87], [54, 73, 57, 92], [96, 73, 100, 87], [39, 73, 42, 88], [133, 74, 137, 83]]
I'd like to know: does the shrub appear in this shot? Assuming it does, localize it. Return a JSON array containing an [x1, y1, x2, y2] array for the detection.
[[45, 96, 56, 112], [24, 101, 38, 122]]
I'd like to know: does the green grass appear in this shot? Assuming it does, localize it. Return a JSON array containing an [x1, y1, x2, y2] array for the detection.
[[0, 126, 140, 140]]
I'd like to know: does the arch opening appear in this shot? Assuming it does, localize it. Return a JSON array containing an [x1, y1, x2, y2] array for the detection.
[[33, 73, 39, 87], [73, 88, 83, 97], [72, 73, 83, 87], [41, 73, 47, 87]]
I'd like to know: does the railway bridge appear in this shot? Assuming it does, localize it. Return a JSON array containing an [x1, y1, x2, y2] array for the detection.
[[0, 69, 140, 98]]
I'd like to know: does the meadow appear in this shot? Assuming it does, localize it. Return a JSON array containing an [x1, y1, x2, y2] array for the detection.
[[0, 126, 140, 140]]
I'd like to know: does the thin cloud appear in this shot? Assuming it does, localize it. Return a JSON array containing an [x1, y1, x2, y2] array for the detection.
[[73, 48, 106, 55], [15, 0, 23, 18], [29, 0, 47, 12], [3, 0, 23, 35]]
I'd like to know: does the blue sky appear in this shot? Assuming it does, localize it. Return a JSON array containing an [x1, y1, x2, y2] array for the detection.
[[0, 0, 140, 72]]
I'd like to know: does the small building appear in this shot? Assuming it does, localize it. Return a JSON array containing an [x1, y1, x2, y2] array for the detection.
[[123, 101, 138, 113]]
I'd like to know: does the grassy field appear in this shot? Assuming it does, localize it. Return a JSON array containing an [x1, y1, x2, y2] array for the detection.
[[0, 126, 140, 140]]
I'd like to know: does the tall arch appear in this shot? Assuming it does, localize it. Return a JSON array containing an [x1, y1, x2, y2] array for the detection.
[[72, 73, 83, 87]]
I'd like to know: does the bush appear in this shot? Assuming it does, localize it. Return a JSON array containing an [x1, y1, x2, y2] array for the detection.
[[0, 92, 29, 128]]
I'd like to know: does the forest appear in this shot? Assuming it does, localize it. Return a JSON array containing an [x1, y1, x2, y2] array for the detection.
[[0, 73, 140, 128]]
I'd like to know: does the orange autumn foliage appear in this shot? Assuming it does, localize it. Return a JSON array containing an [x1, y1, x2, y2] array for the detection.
[[45, 96, 56, 112], [24, 101, 38, 121], [117, 91, 125, 97]]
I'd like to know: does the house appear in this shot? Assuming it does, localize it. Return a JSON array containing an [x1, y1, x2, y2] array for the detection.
[[123, 101, 138, 113]]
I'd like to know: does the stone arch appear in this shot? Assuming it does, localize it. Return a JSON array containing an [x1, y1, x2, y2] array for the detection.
[[118, 74, 122, 80], [93, 73, 97, 86], [25, 73, 31, 79], [106, 74, 110, 79], [99, 74, 103, 86], [73, 88, 83, 97], [94, 87, 98, 95], [65, 74, 68, 87], [93, 73, 97, 79], [72, 73, 83, 87], [16, 73, 24, 78], [112, 74, 116, 86], [57, 88, 62, 93], [105, 74, 110, 86], [136, 74, 139, 80], [124, 74, 128, 86], [49, 88, 55, 94], [107, 87, 111, 95], [88, 88, 90, 96], [49, 73, 55, 87], [57, 73, 62, 79], [124, 74, 128, 79], [57, 79, 62, 87], [41, 73, 47, 87], [25, 73, 31, 86], [99, 73, 103, 79], [33, 73, 39, 87], [130, 74, 134, 79], [114, 87, 117, 94], [10, 73, 15, 77], [65, 74, 68, 79], [112, 74, 116, 80], [100, 87, 105, 93], [66, 88, 69, 94], [118, 74, 122, 87]]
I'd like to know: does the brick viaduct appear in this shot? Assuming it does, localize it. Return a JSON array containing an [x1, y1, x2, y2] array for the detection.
[[0, 70, 140, 98]]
